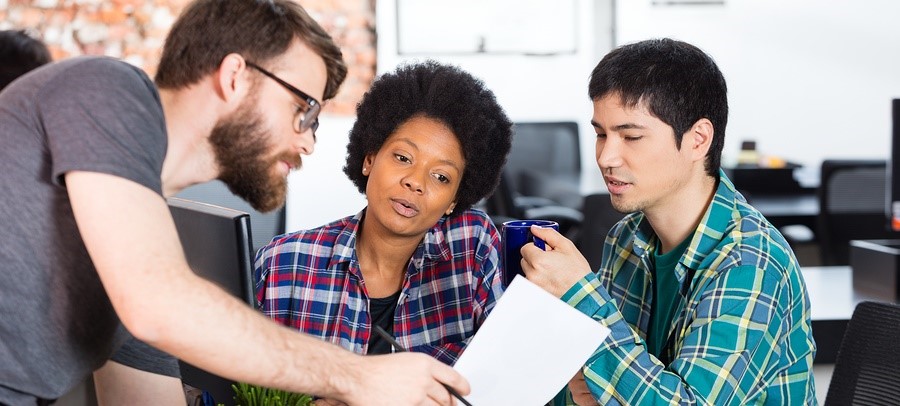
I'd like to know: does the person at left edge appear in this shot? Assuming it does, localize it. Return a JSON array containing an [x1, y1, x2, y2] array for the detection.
[[0, 28, 51, 91]]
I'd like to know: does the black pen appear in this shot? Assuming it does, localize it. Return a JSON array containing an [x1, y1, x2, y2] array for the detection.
[[372, 325, 474, 406]]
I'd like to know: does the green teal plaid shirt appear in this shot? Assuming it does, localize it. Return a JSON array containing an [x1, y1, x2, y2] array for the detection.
[[557, 170, 816, 405]]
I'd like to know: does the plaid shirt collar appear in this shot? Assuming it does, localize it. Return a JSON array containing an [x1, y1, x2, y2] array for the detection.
[[329, 209, 454, 278], [629, 169, 739, 284]]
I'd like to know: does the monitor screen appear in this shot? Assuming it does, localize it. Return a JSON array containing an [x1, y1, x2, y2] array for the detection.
[[168, 197, 254, 403]]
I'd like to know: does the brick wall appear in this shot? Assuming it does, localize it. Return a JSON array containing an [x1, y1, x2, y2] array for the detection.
[[0, 0, 375, 115]]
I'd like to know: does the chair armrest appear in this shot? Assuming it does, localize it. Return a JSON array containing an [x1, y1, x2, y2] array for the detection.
[[523, 206, 584, 225], [515, 195, 562, 209]]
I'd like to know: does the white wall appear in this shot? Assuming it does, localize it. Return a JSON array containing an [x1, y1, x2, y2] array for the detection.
[[285, 115, 367, 231], [285, 0, 616, 231], [376, 0, 614, 194], [616, 0, 900, 170]]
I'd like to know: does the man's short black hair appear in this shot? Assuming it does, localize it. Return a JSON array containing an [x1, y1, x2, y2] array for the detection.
[[343, 61, 512, 214], [0, 29, 51, 90], [589, 38, 728, 177]]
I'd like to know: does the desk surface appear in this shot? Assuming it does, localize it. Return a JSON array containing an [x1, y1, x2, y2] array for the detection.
[[801, 266, 882, 363], [747, 193, 820, 234], [803, 266, 864, 321], [752, 194, 819, 218]]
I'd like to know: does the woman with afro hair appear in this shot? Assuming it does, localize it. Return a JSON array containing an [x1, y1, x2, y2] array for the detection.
[[254, 61, 513, 366]]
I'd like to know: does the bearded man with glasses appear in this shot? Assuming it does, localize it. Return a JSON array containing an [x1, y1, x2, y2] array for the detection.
[[0, 0, 470, 404]]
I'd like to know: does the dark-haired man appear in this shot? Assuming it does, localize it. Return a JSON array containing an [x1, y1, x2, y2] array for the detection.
[[0, 0, 468, 404], [521, 38, 816, 405]]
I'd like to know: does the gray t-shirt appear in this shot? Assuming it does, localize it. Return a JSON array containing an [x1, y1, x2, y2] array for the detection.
[[0, 56, 176, 402]]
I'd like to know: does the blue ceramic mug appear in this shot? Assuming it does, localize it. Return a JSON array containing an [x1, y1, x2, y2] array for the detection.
[[501, 219, 560, 287]]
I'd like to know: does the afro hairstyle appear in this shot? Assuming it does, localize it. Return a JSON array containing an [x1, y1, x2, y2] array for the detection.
[[343, 60, 512, 215]]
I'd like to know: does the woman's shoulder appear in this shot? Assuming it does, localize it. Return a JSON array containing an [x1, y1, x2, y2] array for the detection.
[[441, 208, 496, 232], [261, 213, 359, 254]]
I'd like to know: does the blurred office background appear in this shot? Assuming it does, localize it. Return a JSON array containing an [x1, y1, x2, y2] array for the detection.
[[5, 0, 900, 404], [5, 0, 899, 230]]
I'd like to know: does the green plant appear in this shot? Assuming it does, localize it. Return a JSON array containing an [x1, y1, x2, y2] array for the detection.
[[227, 382, 313, 406]]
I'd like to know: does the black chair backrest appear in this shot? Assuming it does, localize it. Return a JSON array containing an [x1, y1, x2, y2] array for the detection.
[[817, 160, 892, 265], [577, 193, 625, 272], [825, 301, 900, 405], [176, 180, 286, 255], [484, 170, 523, 221], [483, 122, 585, 237], [506, 121, 581, 186], [506, 122, 582, 209]]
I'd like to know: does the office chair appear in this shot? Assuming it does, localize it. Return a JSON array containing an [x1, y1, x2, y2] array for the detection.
[[483, 121, 585, 238], [506, 121, 583, 212], [483, 170, 583, 239], [817, 159, 893, 265], [176, 180, 286, 255], [825, 301, 900, 405], [576, 193, 625, 272]]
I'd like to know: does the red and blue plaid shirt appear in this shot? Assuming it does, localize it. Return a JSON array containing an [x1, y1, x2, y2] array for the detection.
[[254, 208, 504, 365]]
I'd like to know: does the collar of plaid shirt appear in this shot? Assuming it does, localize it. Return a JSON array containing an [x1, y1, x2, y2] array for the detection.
[[325, 208, 454, 279]]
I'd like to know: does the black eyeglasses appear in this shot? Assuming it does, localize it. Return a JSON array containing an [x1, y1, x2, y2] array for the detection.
[[246, 61, 321, 135]]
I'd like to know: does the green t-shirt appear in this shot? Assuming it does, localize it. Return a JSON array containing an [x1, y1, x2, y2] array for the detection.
[[647, 236, 691, 359]]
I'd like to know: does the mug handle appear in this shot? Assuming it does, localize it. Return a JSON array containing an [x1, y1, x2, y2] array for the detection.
[[533, 227, 551, 250]]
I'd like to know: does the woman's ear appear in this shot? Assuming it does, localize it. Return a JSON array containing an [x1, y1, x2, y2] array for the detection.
[[362, 154, 376, 175], [445, 202, 457, 216]]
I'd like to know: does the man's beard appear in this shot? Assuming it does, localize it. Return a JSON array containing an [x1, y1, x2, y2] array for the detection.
[[209, 104, 302, 213]]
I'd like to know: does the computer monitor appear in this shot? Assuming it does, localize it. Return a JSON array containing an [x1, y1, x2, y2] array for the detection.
[[891, 99, 900, 231], [168, 197, 254, 403], [175, 180, 286, 254]]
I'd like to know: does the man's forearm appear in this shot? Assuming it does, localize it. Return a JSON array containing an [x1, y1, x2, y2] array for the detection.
[[127, 270, 359, 399], [67, 171, 470, 406]]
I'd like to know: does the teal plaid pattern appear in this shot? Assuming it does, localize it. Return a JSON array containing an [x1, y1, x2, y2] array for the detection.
[[557, 170, 816, 405]]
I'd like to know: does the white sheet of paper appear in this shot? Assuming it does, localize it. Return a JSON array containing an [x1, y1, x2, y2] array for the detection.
[[454, 275, 611, 405]]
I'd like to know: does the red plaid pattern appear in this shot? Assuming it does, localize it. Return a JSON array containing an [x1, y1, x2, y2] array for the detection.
[[254, 208, 504, 365]]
